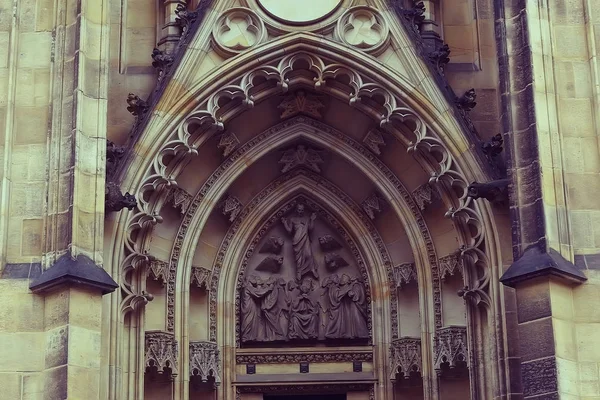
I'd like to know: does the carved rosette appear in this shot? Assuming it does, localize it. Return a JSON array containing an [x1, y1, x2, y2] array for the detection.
[[439, 252, 462, 281], [393, 262, 417, 288], [191, 266, 211, 289], [434, 326, 468, 371], [336, 6, 389, 55], [390, 337, 422, 380], [212, 8, 265, 57], [189, 341, 221, 386], [145, 331, 178, 376]]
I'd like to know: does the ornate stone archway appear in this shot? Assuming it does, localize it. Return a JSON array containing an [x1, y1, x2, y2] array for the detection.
[[105, 9, 507, 399]]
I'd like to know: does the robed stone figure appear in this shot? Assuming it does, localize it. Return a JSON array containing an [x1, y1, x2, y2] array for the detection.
[[282, 204, 320, 281], [241, 275, 288, 342], [287, 278, 319, 340], [321, 274, 369, 339]]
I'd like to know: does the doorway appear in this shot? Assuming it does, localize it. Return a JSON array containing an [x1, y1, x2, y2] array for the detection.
[[264, 395, 346, 400]]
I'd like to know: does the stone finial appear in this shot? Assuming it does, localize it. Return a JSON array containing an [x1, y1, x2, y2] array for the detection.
[[279, 145, 325, 173], [390, 337, 422, 380], [126, 93, 149, 116], [455, 88, 477, 112], [105, 182, 137, 213], [189, 341, 221, 386], [428, 44, 450, 74], [145, 331, 179, 376], [434, 326, 468, 371]]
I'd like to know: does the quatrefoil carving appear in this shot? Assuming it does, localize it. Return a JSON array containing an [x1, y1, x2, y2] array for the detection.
[[213, 8, 265, 56], [337, 7, 388, 54]]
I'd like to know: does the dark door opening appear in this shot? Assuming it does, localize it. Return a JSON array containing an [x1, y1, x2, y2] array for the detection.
[[264, 395, 346, 400]]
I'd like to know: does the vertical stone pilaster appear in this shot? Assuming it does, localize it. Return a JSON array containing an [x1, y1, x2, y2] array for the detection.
[[502, 248, 586, 399]]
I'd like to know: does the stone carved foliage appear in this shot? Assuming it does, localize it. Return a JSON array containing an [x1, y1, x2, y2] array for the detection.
[[362, 192, 386, 220], [145, 331, 178, 376], [363, 130, 386, 155], [189, 341, 221, 385], [219, 195, 242, 222], [412, 183, 436, 211], [439, 252, 462, 281], [434, 326, 468, 371], [148, 260, 169, 284], [278, 91, 325, 119], [168, 187, 193, 215], [124, 49, 492, 343], [151, 48, 174, 81], [191, 266, 211, 289], [393, 262, 417, 288], [390, 337, 422, 380], [213, 8, 265, 57], [236, 351, 373, 364], [279, 145, 325, 173], [336, 6, 389, 54], [217, 131, 240, 158]]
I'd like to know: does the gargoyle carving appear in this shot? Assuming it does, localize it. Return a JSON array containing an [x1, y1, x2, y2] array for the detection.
[[467, 179, 509, 205], [428, 44, 451, 74], [126, 93, 149, 116], [401, 1, 426, 32], [481, 134, 503, 158], [105, 181, 137, 213], [175, 3, 202, 37], [106, 140, 126, 178], [456, 89, 477, 112], [151, 48, 174, 80]]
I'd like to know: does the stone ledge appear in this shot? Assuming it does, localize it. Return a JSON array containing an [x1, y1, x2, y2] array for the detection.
[[29, 252, 118, 295], [235, 372, 375, 384], [500, 246, 587, 288]]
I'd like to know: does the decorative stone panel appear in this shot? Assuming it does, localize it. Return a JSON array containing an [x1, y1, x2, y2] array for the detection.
[[412, 183, 436, 211], [145, 331, 178, 376], [361, 192, 386, 220], [169, 188, 193, 215], [148, 260, 169, 285], [191, 266, 211, 289], [189, 341, 221, 386], [439, 252, 462, 281], [336, 6, 389, 55], [393, 262, 417, 288], [212, 8, 265, 57], [434, 326, 468, 371], [390, 337, 422, 380]]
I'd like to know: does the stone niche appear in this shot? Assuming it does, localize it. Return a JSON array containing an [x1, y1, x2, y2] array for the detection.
[[238, 200, 371, 346]]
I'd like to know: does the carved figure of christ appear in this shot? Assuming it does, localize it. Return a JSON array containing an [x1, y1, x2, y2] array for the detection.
[[282, 204, 320, 281]]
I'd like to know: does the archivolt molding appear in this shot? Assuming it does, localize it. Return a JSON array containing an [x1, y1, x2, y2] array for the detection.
[[113, 36, 501, 398]]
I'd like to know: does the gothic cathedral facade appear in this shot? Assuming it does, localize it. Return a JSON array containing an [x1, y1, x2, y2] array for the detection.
[[0, 1, 599, 399]]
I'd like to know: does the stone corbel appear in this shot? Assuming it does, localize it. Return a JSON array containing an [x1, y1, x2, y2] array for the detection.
[[390, 337, 422, 380], [412, 183, 437, 211], [219, 195, 242, 222], [145, 330, 179, 377], [148, 260, 169, 285], [439, 252, 462, 281], [189, 341, 221, 386], [361, 192, 386, 220], [434, 326, 468, 372]]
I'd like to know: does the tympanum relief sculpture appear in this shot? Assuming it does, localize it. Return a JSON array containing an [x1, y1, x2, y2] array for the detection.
[[240, 202, 369, 344]]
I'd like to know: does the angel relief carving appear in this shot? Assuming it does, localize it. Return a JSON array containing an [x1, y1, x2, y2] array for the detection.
[[240, 201, 371, 345]]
